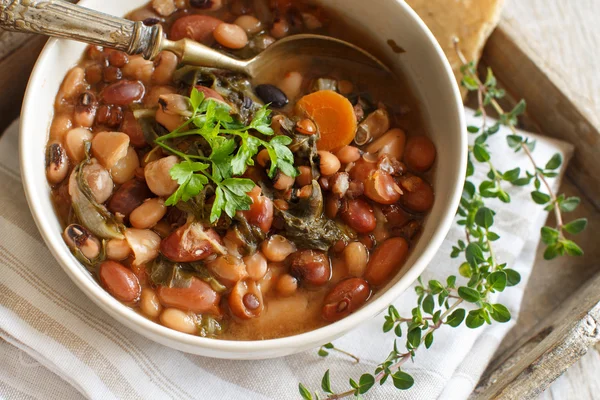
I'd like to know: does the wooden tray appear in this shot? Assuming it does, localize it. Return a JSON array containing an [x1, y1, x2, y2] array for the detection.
[[1, 12, 599, 400]]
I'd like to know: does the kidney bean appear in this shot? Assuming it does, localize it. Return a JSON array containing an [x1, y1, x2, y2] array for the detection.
[[108, 50, 129, 67], [322, 278, 370, 322], [170, 15, 223, 44], [160, 224, 224, 262], [399, 175, 434, 212], [364, 170, 402, 205], [108, 178, 152, 217], [96, 105, 123, 128], [100, 80, 145, 105], [404, 136, 436, 172], [255, 84, 288, 108], [103, 66, 122, 83], [99, 261, 141, 303], [229, 279, 263, 319], [289, 250, 331, 286], [157, 277, 221, 314], [241, 186, 273, 233], [85, 64, 103, 85], [325, 194, 341, 219], [349, 157, 377, 182], [46, 142, 69, 185], [340, 198, 376, 234], [364, 237, 409, 286]]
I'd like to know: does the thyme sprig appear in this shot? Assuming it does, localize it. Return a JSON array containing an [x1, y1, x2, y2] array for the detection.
[[298, 41, 586, 400]]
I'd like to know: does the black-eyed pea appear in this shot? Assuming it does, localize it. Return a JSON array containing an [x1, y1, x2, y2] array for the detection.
[[152, 51, 179, 85]]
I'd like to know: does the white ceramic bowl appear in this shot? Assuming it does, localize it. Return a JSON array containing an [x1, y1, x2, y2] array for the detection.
[[20, 0, 466, 359]]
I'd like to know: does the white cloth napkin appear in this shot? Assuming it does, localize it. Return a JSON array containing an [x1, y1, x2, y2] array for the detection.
[[0, 110, 573, 400]]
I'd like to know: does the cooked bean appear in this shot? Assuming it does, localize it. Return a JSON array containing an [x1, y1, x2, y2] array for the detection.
[[153, 51, 179, 85], [170, 15, 222, 44], [46, 143, 69, 184], [399, 175, 434, 212], [273, 199, 289, 211], [340, 198, 376, 233], [108, 51, 129, 67], [194, 85, 225, 102], [278, 71, 303, 101], [110, 147, 140, 184], [122, 56, 154, 83], [83, 161, 114, 204], [96, 105, 123, 128], [152, 0, 176, 16], [241, 187, 274, 233], [99, 261, 141, 302], [364, 170, 402, 205], [270, 18, 289, 38], [144, 85, 177, 108], [64, 128, 93, 163], [85, 64, 103, 85], [256, 149, 270, 168], [160, 308, 197, 334], [330, 172, 350, 198], [366, 128, 406, 160], [337, 80, 354, 95], [191, 0, 223, 10], [86, 46, 105, 63], [243, 252, 268, 280], [255, 84, 288, 108], [289, 250, 331, 286], [296, 118, 317, 135], [120, 112, 146, 148], [276, 274, 298, 296], [214, 23, 249, 49], [229, 279, 263, 319], [273, 172, 295, 191], [124, 228, 161, 266], [364, 237, 409, 286], [155, 107, 185, 132], [349, 156, 377, 182], [335, 145, 361, 164], [344, 242, 368, 277], [144, 155, 179, 197], [325, 195, 341, 219], [108, 178, 152, 217], [103, 66, 122, 83], [160, 223, 224, 262], [317, 151, 341, 176], [157, 277, 221, 314], [261, 235, 296, 262], [208, 255, 248, 286], [60, 67, 85, 100], [100, 80, 144, 105], [354, 107, 390, 145], [234, 15, 263, 35], [130, 198, 167, 229], [404, 136, 436, 172], [296, 166, 312, 187], [91, 131, 130, 169], [63, 224, 101, 260], [50, 113, 73, 142], [322, 278, 370, 322], [74, 92, 97, 128], [106, 238, 131, 260], [140, 288, 162, 319]]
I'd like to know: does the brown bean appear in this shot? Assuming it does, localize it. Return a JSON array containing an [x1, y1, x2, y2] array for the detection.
[[344, 242, 368, 277], [96, 105, 123, 128], [349, 157, 377, 182], [296, 119, 317, 135], [160, 224, 224, 262], [106, 238, 131, 261], [335, 145, 361, 164], [85, 64, 103, 85], [364, 170, 402, 205], [214, 23, 248, 49], [322, 278, 370, 322], [296, 166, 312, 187], [120, 111, 146, 148], [46, 142, 69, 184], [289, 250, 331, 286], [340, 198, 376, 234], [404, 136, 436, 172], [317, 151, 341, 176], [99, 261, 141, 303], [325, 195, 341, 219], [129, 198, 166, 229], [399, 176, 434, 212], [261, 234, 296, 262], [157, 277, 221, 314], [103, 66, 122, 83], [270, 18, 289, 38], [107, 178, 152, 217], [229, 279, 263, 319], [108, 51, 129, 67], [100, 80, 145, 105], [234, 15, 263, 34], [170, 15, 222, 44], [207, 255, 248, 286], [337, 80, 354, 95], [364, 237, 409, 286], [273, 172, 295, 191]]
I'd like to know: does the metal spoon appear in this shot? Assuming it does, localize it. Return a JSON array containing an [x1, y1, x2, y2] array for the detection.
[[0, 0, 389, 79]]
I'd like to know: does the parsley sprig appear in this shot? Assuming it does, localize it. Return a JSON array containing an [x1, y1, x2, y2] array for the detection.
[[154, 87, 297, 223]]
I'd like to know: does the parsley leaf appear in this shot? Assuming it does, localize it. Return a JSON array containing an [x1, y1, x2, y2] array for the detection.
[[166, 161, 209, 206], [210, 178, 255, 222], [232, 135, 261, 175], [249, 105, 275, 136], [265, 135, 297, 178]]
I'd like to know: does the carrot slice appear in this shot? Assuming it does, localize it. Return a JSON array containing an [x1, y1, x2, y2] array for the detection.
[[296, 90, 357, 151]]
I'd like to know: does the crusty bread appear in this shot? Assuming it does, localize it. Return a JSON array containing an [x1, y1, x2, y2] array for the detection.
[[406, 0, 505, 98]]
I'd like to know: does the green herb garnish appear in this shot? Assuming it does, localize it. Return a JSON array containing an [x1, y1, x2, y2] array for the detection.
[[155, 87, 298, 223]]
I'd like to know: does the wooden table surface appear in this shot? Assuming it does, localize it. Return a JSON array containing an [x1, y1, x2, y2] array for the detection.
[[500, 1, 600, 398]]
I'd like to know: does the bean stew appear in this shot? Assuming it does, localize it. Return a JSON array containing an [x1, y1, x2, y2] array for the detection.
[[46, 0, 436, 340]]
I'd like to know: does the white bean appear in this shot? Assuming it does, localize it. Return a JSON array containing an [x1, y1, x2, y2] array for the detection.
[[160, 308, 197, 334]]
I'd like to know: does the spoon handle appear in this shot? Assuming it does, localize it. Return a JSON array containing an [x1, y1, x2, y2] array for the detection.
[[0, 0, 162, 59]]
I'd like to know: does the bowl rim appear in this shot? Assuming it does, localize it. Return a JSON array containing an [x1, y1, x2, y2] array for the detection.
[[19, 0, 466, 355]]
